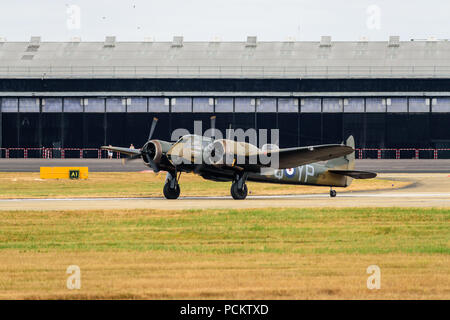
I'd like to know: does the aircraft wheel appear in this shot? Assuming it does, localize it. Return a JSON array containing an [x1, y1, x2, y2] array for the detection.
[[330, 189, 337, 198], [163, 183, 180, 199], [231, 182, 248, 200]]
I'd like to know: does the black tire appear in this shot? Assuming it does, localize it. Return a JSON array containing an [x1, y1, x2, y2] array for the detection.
[[163, 183, 180, 199], [231, 182, 248, 200], [330, 189, 337, 198]]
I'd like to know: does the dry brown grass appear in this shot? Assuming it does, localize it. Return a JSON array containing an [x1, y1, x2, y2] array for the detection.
[[0, 172, 411, 198], [0, 251, 448, 300]]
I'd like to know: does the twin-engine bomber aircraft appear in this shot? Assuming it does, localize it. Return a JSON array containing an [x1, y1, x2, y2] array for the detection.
[[101, 117, 377, 200]]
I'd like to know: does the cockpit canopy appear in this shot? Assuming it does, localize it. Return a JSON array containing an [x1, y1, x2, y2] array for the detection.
[[175, 134, 214, 148]]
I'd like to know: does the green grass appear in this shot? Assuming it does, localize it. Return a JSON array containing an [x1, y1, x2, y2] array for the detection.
[[1, 207, 448, 254]]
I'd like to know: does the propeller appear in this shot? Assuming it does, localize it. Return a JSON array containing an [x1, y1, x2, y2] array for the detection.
[[204, 116, 221, 163], [144, 117, 160, 171], [145, 156, 160, 173], [122, 153, 141, 164], [122, 117, 160, 171]]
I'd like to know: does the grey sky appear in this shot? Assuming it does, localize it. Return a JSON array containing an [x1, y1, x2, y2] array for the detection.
[[0, 0, 448, 41]]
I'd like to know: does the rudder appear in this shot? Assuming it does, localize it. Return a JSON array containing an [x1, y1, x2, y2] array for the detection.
[[344, 135, 355, 170], [326, 135, 355, 170]]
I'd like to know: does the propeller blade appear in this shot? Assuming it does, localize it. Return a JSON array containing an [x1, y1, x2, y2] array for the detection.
[[122, 153, 142, 165], [147, 158, 160, 173], [273, 137, 279, 149], [148, 117, 158, 141], [210, 116, 216, 141], [226, 123, 232, 140]]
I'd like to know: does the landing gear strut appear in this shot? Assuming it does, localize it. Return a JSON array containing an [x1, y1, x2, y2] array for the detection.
[[231, 172, 248, 200], [163, 171, 181, 199], [330, 188, 337, 198]]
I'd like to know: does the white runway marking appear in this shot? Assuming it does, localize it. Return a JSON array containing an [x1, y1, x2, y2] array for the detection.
[[1, 192, 450, 202]]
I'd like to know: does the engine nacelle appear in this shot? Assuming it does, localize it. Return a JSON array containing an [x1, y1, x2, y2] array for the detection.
[[141, 140, 163, 166], [202, 140, 227, 165], [206, 139, 264, 166]]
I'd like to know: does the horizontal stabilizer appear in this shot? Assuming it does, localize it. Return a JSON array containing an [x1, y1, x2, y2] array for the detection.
[[328, 170, 377, 179]]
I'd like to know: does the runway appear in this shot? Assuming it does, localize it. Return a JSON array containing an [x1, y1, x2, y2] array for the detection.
[[0, 158, 449, 173], [1, 173, 449, 210]]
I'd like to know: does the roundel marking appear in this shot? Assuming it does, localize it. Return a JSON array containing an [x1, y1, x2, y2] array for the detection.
[[285, 168, 296, 177]]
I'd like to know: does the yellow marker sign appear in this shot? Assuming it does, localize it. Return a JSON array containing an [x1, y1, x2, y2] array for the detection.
[[40, 167, 88, 180]]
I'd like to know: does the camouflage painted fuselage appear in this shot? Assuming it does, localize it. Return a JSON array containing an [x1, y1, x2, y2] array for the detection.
[[198, 162, 352, 188], [247, 163, 351, 187]]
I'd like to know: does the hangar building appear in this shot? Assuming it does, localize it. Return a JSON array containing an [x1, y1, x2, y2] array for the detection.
[[0, 35, 449, 157]]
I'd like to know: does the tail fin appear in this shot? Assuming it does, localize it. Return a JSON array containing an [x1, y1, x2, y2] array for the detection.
[[326, 135, 355, 170], [326, 136, 355, 187]]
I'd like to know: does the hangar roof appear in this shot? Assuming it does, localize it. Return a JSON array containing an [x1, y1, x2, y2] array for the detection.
[[0, 36, 449, 78]]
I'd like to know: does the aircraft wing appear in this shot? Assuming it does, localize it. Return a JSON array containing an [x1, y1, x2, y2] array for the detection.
[[261, 144, 354, 169], [328, 170, 377, 179], [100, 146, 141, 156]]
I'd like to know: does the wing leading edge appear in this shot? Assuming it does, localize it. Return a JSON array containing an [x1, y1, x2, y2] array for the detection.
[[263, 144, 354, 169], [100, 143, 354, 171], [100, 146, 141, 156]]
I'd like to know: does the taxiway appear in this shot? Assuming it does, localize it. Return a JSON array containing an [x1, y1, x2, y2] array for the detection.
[[0, 173, 449, 211]]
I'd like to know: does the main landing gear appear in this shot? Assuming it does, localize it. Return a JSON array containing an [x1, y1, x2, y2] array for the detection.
[[330, 187, 337, 198], [231, 172, 248, 200], [163, 171, 181, 199]]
